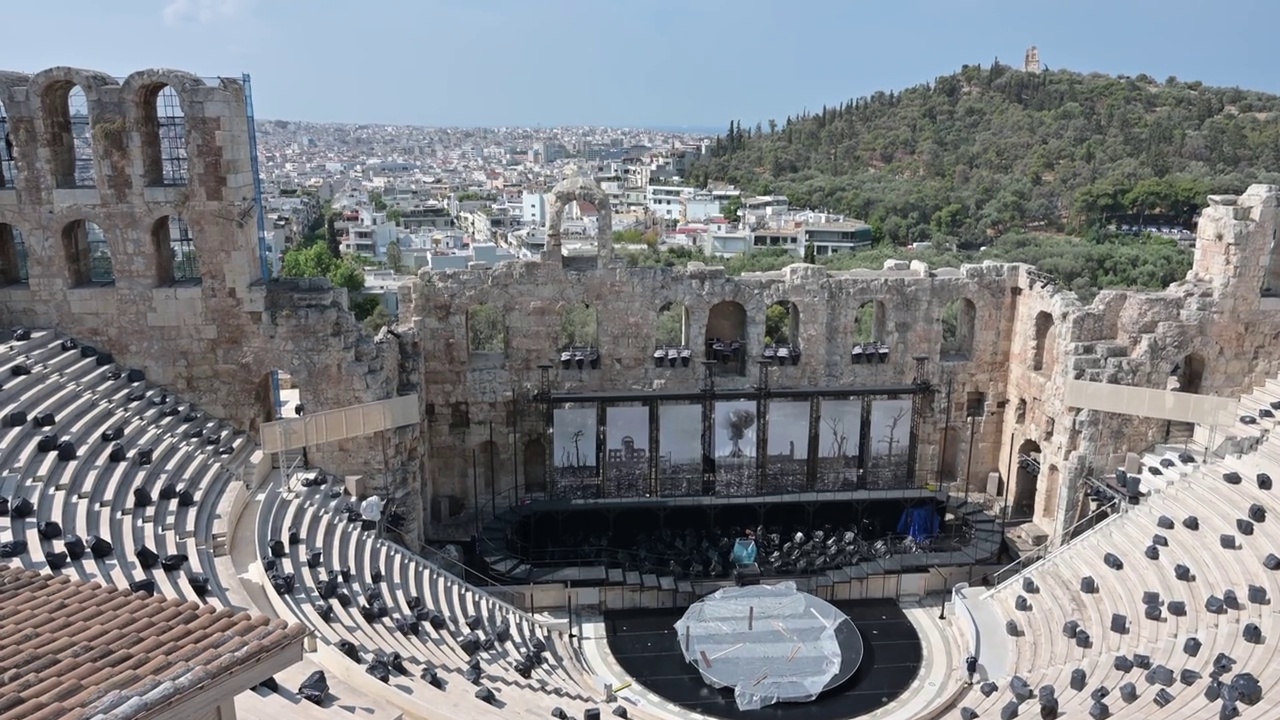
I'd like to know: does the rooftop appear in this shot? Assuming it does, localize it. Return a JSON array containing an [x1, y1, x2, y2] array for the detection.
[[0, 564, 306, 720]]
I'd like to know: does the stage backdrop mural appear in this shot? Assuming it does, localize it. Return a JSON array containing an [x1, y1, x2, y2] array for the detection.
[[867, 398, 913, 489], [658, 403, 702, 496], [553, 407, 598, 473], [606, 405, 649, 497], [766, 401, 810, 492], [817, 399, 863, 490]]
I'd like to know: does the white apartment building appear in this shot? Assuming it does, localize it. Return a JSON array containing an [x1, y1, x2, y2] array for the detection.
[[647, 185, 684, 220], [522, 192, 550, 227]]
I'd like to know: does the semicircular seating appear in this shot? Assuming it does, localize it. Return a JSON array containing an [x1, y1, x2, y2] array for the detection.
[[958, 426, 1280, 718]]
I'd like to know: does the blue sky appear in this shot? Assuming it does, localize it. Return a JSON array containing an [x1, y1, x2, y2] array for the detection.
[[7, 0, 1279, 128]]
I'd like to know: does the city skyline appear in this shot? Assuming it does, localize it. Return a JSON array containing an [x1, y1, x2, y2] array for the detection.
[[4, 0, 1277, 128]]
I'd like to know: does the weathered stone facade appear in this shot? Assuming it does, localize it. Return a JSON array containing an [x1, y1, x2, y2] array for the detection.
[[404, 177, 1280, 542], [5, 67, 1277, 547], [0, 67, 423, 538]]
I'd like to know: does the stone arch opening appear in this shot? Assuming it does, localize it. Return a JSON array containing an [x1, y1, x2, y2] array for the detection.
[[1032, 311, 1055, 372], [0, 99, 15, 189], [467, 303, 506, 356], [940, 298, 976, 361], [1014, 398, 1027, 424], [705, 300, 748, 375], [0, 224, 28, 285], [523, 438, 547, 494], [655, 301, 688, 346], [1172, 353, 1205, 394], [1012, 439, 1041, 521], [853, 300, 886, 343], [61, 219, 113, 286], [139, 84, 188, 186], [151, 215, 200, 285], [253, 370, 311, 464], [43, 82, 96, 189], [765, 300, 798, 345], [544, 173, 614, 270]]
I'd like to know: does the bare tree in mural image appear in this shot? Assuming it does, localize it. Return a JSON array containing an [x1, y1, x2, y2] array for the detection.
[[570, 428, 585, 466], [825, 416, 850, 457], [877, 406, 908, 458], [723, 408, 757, 458]]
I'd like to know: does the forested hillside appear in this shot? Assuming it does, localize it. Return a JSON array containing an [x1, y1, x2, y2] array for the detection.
[[690, 62, 1280, 246]]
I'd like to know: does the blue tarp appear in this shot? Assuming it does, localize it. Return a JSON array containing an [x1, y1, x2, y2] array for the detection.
[[731, 538, 758, 565], [897, 505, 941, 541]]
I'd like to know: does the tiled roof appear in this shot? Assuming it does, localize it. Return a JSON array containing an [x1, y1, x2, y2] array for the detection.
[[0, 564, 307, 720]]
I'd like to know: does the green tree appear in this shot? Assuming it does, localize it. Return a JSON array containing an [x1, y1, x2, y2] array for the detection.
[[722, 196, 743, 222], [765, 303, 792, 344], [362, 303, 392, 333], [613, 228, 647, 245], [655, 304, 685, 345], [282, 243, 382, 321], [387, 208, 403, 224], [368, 191, 387, 212], [803, 241, 816, 264], [384, 240, 404, 273]]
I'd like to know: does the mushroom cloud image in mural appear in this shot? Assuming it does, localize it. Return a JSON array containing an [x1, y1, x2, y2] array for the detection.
[[722, 407, 757, 458]]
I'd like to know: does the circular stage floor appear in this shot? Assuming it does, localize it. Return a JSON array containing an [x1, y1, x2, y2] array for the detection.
[[605, 598, 922, 720], [675, 584, 864, 709]]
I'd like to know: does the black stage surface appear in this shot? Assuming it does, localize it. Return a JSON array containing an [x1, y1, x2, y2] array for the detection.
[[604, 599, 922, 720]]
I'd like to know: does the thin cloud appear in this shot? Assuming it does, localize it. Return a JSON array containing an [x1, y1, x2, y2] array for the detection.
[[162, 0, 253, 26]]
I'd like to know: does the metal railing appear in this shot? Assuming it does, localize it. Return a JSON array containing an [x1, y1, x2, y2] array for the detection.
[[378, 505, 545, 620], [981, 490, 1125, 597]]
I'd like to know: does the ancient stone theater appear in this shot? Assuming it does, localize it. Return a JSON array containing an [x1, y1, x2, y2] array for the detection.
[[0, 65, 1277, 720]]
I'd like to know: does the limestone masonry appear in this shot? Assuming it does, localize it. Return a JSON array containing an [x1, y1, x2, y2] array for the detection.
[[3, 66, 1279, 543]]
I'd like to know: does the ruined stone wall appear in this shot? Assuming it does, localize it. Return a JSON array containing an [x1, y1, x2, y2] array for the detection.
[[406, 185, 1280, 543], [404, 257, 1024, 532], [0, 67, 422, 538]]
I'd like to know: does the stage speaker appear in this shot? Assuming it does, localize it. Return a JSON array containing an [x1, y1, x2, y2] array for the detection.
[[733, 563, 762, 586], [475, 687, 495, 704], [1118, 682, 1137, 703], [584, 709, 601, 720], [1184, 637, 1202, 656]]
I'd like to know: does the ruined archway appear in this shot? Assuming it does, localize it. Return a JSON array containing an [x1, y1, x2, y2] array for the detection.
[[523, 438, 547, 494], [705, 300, 747, 375], [61, 219, 113, 286], [151, 215, 200, 285], [1032, 311, 1055, 372], [544, 171, 614, 270], [940, 298, 976, 361], [765, 300, 798, 345], [1011, 439, 1041, 521], [467, 303, 506, 357]]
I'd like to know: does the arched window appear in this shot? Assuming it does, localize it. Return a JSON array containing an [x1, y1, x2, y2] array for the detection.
[[141, 85, 187, 186], [152, 216, 199, 285], [62, 219, 113, 285], [0, 99, 15, 189], [0, 224, 28, 284], [705, 300, 748, 375], [940, 298, 976, 361], [44, 83, 96, 189]]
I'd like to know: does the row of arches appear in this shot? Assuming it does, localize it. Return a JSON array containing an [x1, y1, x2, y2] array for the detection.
[[0, 77, 190, 191], [463, 298, 901, 358], [0, 217, 199, 287]]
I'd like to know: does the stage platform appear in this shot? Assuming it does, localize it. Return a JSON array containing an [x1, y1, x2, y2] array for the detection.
[[603, 598, 922, 720], [478, 493, 1004, 592]]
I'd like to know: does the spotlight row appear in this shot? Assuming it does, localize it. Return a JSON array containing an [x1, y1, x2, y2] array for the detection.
[[562, 341, 892, 370]]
